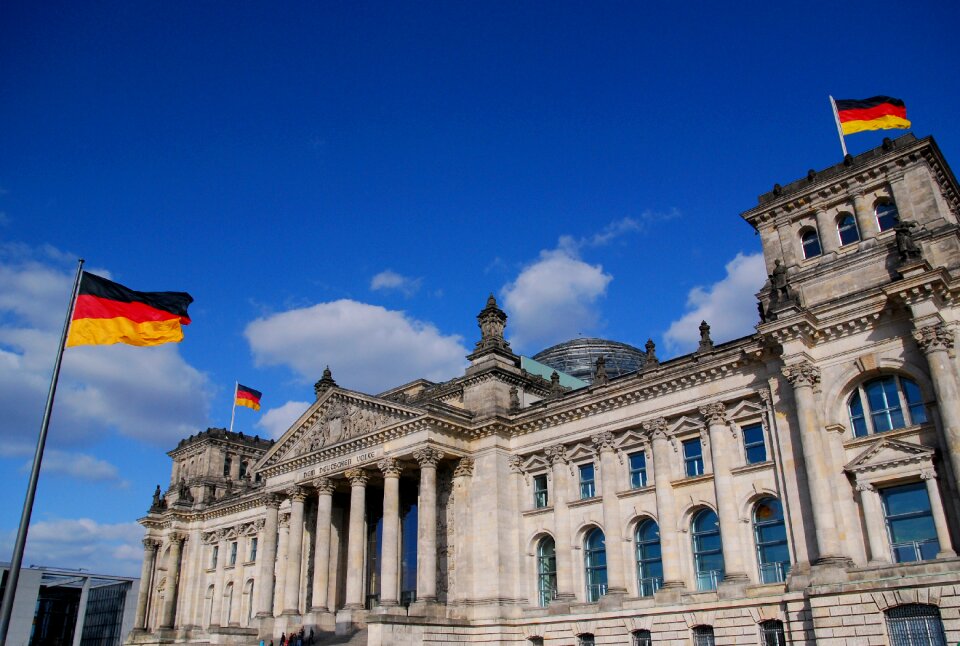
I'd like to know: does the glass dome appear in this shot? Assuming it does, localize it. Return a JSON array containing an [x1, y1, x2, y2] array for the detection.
[[532, 337, 646, 384]]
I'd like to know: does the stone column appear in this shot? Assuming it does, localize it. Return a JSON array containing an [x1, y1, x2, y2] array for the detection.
[[310, 478, 336, 612], [782, 362, 846, 564], [592, 432, 627, 595], [508, 455, 528, 603], [913, 324, 960, 488], [815, 208, 838, 255], [212, 532, 228, 625], [856, 483, 890, 565], [256, 495, 280, 617], [413, 447, 443, 603], [343, 469, 369, 609], [134, 539, 160, 630], [545, 444, 576, 601], [452, 458, 475, 603], [644, 418, 684, 589], [700, 403, 749, 582], [921, 469, 957, 558], [378, 458, 402, 606], [160, 533, 185, 629], [273, 515, 289, 616], [853, 193, 877, 239], [282, 486, 307, 615]]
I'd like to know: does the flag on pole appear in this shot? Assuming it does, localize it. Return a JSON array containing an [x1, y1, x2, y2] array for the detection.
[[235, 384, 262, 411], [66, 271, 193, 347], [834, 96, 911, 135]]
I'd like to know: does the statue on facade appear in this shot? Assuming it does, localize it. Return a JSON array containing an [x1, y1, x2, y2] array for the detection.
[[593, 355, 609, 385], [766, 259, 801, 316], [894, 219, 923, 263], [152, 485, 162, 507], [176, 478, 194, 504]]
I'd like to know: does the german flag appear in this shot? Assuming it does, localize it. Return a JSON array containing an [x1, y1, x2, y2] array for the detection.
[[66, 272, 193, 347], [835, 96, 910, 135], [235, 384, 262, 411]]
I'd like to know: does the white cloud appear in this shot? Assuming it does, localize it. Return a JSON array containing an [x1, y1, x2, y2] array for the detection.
[[501, 248, 612, 353], [663, 252, 766, 355], [257, 400, 312, 439], [0, 518, 144, 576], [370, 270, 422, 297], [0, 247, 212, 451], [26, 450, 128, 486], [245, 300, 468, 394]]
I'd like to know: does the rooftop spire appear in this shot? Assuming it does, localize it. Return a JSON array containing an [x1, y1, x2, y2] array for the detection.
[[314, 365, 337, 398], [474, 293, 511, 353]]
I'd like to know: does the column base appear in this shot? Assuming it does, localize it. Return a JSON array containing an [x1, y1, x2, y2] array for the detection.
[[937, 549, 957, 559], [408, 599, 445, 618], [721, 571, 749, 583], [814, 555, 853, 568], [654, 581, 685, 603], [335, 608, 368, 635], [598, 591, 624, 611]]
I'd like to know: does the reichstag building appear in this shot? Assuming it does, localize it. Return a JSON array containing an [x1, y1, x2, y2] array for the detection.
[[129, 134, 960, 645]]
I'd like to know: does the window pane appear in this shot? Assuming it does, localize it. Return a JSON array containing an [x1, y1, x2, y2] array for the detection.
[[801, 230, 822, 258], [883, 483, 930, 516], [838, 214, 859, 245], [902, 378, 927, 425], [743, 424, 766, 464], [848, 390, 868, 436], [876, 202, 899, 232]]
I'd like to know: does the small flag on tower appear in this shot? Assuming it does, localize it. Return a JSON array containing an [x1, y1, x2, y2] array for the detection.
[[235, 384, 262, 411], [833, 96, 911, 135], [66, 272, 193, 347]]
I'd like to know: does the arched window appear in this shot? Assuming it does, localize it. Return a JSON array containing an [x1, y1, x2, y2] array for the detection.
[[577, 634, 595, 646], [754, 498, 790, 583], [837, 212, 860, 246], [801, 228, 822, 259], [848, 375, 927, 437], [243, 579, 255, 624], [239, 460, 247, 479], [881, 482, 940, 563], [632, 630, 652, 646], [583, 528, 607, 602], [635, 519, 663, 597], [876, 200, 900, 232], [204, 584, 215, 627], [885, 604, 947, 645], [692, 509, 724, 591], [760, 620, 786, 646], [222, 582, 234, 625], [692, 625, 716, 646], [223, 455, 232, 478], [536, 536, 556, 607], [527, 639, 544, 646]]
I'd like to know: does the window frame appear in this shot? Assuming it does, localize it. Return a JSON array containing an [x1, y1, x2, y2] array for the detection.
[[683, 438, 704, 477], [577, 634, 595, 646], [760, 620, 786, 646], [632, 629, 652, 646], [533, 474, 549, 509], [229, 541, 238, 566], [880, 482, 940, 563], [847, 375, 927, 438], [583, 528, 608, 602], [800, 227, 822, 259], [248, 537, 258, 562], [692, 625, 716, 646], [742, 422, 767, 464], [536, 536, 557, 607], [875, 199, 900, 232], [635, 519, 663, 597], [578, 463, 596, 499], [885, 603, 947, 646], [628, 451, 647, 488], [837, 212, 860, 246], [692, 509, 724, 591], [753, 498, 790, 584], [211, 545, 219, 569]]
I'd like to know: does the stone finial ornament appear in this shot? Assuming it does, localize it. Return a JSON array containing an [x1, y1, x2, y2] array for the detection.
[[697, 321, 714, 353], [314, 366, 337, 398], [549, 371, 563, 396], [593, 356, 609, 386], [644, 338, 659, 368], [474, 294, 511, 353]]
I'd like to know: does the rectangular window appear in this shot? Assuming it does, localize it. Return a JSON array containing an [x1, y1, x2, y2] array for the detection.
[[683, 439, 704, 477], [229, 541, 238, 566], [211, 545, 218, 569], [742, 423, 767, 464], [249, 537, 258, 562], [629, 452, 647, 488], [533, 474, 549, 508], [881, 482, 939, 563], [579, 463, 596, 499]]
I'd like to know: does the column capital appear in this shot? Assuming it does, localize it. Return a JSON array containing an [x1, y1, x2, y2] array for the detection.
[[313, 476, 336, 495], [913, 323, 954, 355], [412, 446, 443, 467], [507, 455, 523, 474], [262, 493, 282, 509], [544, 444, 568, 465], [286, 485, 308, 502], [345, 468, 369, 487], [142, 537, 161, 551], [920, 468, 938, 480], [591, 431, 616, 452], [781, 361, 821, 390], [378, 457, 402, 478], [453, 457, 474, 477], [699, 402, 728, 426], [642, 417, 669, 441], [855, 482, 876, 493], [167, 531, 187, 545]]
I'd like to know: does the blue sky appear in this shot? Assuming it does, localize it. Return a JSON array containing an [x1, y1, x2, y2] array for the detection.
[[1, 1, 958, 575]]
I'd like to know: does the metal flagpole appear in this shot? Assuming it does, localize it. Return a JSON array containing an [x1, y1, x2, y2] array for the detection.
[[229, 381, 238, 433], [0, 259, 85, 643], [829, 95, 849, 158]]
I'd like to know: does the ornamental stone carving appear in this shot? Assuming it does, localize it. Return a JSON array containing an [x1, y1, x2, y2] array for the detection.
[[286, 486, 307, 502], [591, 431, 616, 452], [855, 482, 876, 493], [781, 362, 821, 390], [453, 457, 474, 478], [920, 468, 937, 480], [699, 402, 728, 426], [279, 513, 291, 528], [913, 324, 955, 354], [143, 538, 161, 550], [167, 532, 186, 545], [378, 457, 402, 478], [413, 447, 443, 468], [345, 468, 369, 486], [507, 455, 523, 474], [642, 417, 669, 441], [544, 444, 568, 465], [262, 493, 281, 509], [313, 477, 336, 495]]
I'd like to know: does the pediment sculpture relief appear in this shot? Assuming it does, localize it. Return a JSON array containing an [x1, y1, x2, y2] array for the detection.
[[290, 399, 403, 457]]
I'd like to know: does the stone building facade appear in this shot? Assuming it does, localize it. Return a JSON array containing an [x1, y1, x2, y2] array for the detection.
[[129, 134, 960, 645]]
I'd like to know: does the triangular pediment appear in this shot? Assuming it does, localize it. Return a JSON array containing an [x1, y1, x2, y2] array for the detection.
[[727, 399, 765, 421], [614, 429, 648, 450], [844, 437, 934, 474], [566, 442, 596, 462], [670, 415, 704, 436], [258, 389, 423, 469], [522, 454, 549, 473]]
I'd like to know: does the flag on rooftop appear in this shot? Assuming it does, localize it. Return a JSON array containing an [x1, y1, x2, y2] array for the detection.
[[834, 96, 911, 135], [235, 384, 262, 411], [66, 271, 193, 347]]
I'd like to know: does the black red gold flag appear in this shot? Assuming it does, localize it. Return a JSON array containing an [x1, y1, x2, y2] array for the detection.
[[835, 96, 911, 135], [235, 384, 262, 411], [66, 271, 193, 347]]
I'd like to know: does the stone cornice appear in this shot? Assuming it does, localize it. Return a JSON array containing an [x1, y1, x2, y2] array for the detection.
[[882, 266, 955, 309]]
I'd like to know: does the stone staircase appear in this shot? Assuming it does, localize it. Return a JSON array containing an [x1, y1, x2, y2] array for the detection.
[[315, 628, 367, 646]]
